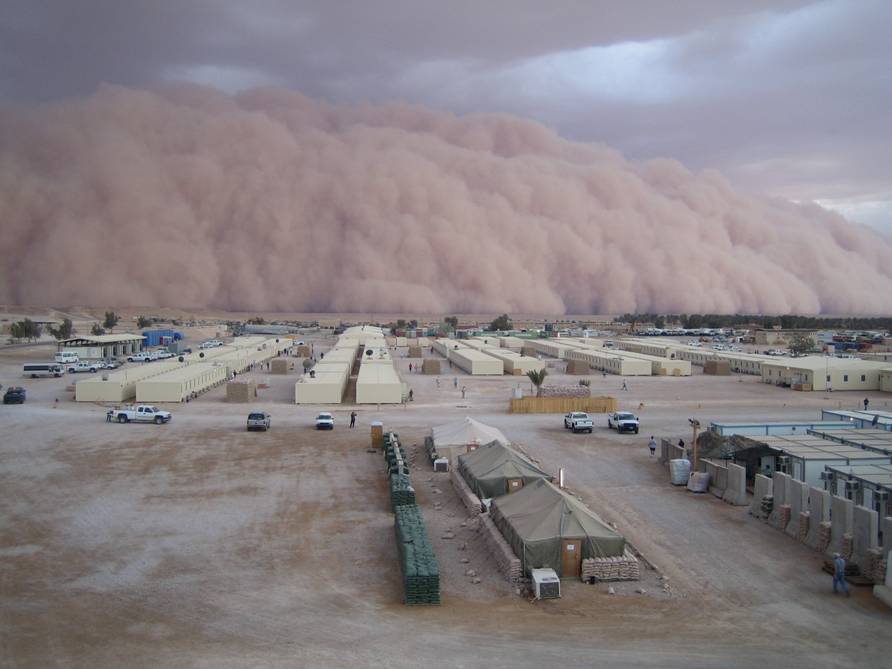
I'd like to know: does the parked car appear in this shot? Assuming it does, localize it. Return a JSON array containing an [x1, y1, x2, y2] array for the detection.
[[107, 405, 172, 424], [67, 361, 100, 374], [127, 352, 153, 363], [3, 387, 26, 404], [315, 412, 334, 430], [154, 350, 174, 360], [563, 412, 594, 433], [103, 358, 121, 369], [247, 412, 271, 431], [608, 412, 640, 434], [199, 340, 224, 349]]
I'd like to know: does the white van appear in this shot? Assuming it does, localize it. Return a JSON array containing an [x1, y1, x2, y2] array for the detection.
[[23, 363, 65, 378], [55, 351, 79, 364]]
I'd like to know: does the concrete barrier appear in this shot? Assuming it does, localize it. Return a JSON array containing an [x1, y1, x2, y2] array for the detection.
[[723, 463, 748, 506], [769, 473, 790, 529], [828, 494, 854, 557], [875, 549, 892, 609], [660, 438, 685, 466], [884, 516, 892, 553], [785, 479, 809, 539], [750, 474, 773, 518], [805, 487, 830, 549], [701, 459, 729, 499], [852, 505, 879, 569]]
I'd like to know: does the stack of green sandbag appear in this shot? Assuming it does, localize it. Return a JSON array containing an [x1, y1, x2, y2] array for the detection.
[[394, 505, 440, 605], [384, 434, 409, 476], [389, 473, 416, 510]]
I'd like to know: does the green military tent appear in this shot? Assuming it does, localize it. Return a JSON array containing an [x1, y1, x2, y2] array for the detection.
[[490, 479, 625, 577], [457, 441, 552, 499]]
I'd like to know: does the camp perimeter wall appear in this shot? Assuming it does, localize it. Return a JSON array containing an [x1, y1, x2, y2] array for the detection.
[[74, 361, 186, 402], [136, 363, 228, 403]]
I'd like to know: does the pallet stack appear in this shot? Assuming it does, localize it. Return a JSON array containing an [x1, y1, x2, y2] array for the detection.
[[389, 473, 416, 510], [394, 505, 440, 605], [384, 433, 409, 477]]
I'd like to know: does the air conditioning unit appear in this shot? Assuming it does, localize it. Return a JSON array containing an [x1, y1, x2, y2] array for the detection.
[[776, 456, 790, 473], [844, 480, 860, 491], [531, 568, 561, 600], [873, 490, 889, 503], [820, 471, 833, 481], [433, 457, 449, 473]]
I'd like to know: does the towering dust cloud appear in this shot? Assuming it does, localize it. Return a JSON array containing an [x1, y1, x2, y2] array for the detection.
[[1, 85, 890, 314]]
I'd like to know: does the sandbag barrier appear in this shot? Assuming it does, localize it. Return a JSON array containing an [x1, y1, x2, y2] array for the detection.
[[394, 504, 441, 605], [384, 433, 440, 604], [389, 473, 416, 510]]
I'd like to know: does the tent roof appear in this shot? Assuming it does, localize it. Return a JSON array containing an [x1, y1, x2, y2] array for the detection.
[[458, 441, 551, 483], [432, 416, 509, 448], [491, 479, 622, 544]]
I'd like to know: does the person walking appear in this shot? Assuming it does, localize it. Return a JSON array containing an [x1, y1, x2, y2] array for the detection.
[[350, 411, 356, 429], [648, 436, 657, 457], [461, 385, 466, 399], [622, 380, 628, 391], [864, 397, 870, 411], [832, 553, 850, 596], [409, 389, 414, 402], [453, 377, 458, 389], [436, 377, 440, 388], [408, 362, 413, 373]]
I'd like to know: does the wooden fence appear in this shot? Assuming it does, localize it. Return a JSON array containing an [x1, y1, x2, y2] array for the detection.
[[508, 396, 617, 414]]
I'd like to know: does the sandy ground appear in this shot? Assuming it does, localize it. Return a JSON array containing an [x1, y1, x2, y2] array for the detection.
[[2, 336, 891, 668]]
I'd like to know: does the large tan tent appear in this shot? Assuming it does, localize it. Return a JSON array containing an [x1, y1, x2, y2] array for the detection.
[[432, 417, 510, 449], [457, 441, 552, 499], [490, 479, 625, 577]]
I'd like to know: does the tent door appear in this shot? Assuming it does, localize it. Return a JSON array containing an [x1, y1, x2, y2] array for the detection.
[[506, 478, 524, 494], [561, 539, 582, 577]]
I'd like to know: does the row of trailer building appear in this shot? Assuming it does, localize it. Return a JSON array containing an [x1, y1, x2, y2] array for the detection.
[[609, 337, 892, 392], [294, 326, 406, 405], [706, 413, 892, 516], [75, 336, 292, 403]]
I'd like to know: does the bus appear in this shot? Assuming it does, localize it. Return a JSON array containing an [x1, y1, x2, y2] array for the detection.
[[23, 363, 65, 378]]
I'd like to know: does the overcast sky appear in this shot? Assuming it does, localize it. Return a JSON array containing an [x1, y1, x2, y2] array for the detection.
[[2, 0, 890, 230]]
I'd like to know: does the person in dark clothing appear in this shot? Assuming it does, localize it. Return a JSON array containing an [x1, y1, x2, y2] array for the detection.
[[863, 397, 869, 411], [350, 411, 356, 428]]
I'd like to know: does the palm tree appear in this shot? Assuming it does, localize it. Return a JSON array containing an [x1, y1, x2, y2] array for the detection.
[[526, 369, 548, 397]]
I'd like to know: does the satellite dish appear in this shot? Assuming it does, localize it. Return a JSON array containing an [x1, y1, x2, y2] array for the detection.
[[199, 352, 205, 358], [178, 356, 184, 362], [366, 349, 373, 356]]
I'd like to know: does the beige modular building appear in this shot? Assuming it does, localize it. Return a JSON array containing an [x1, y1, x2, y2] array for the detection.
[[136, 363, 228, 403], [596, 348, 691, 376], [432, 338, 466, 360], [58, 334, 145, 360], [74, 360, 186, 402], [523, 339, 577, 359], [356, 359, 404, 404], [881, 369, 892, 393], [761, 356, 891, 391], [564, 348, 651, 376], [498, 336, 525, 351], [449, 347, 504, 375], [481, 348, 545, 375], [465, 339, 544, 375], [294, 363, 351, 404], [614, 339, 673, 358]]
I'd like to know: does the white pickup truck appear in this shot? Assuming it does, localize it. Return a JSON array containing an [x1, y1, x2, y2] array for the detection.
[[107, 405, 172, 424], [68, 361, 100, 373], [608, 411, 640, 434], [563, 412, 594, 433]]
